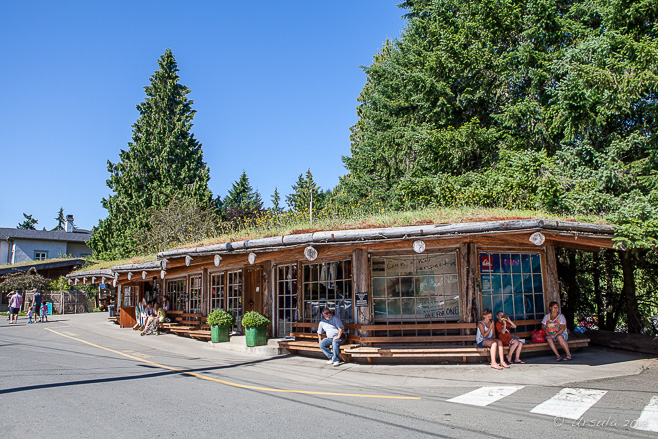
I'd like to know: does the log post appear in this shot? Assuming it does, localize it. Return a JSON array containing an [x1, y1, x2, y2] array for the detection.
[[353, 248, 370, 335], [262, 260, 273, 322], [201, 267, 209, 316], [460, 243, 478, 325], [544, 245, 560, 308]]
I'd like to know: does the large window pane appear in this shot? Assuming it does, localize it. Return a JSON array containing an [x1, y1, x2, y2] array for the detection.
[[301, 260, 352, 323], [371, 251, 460, 322], [480, 251, 545, 322]]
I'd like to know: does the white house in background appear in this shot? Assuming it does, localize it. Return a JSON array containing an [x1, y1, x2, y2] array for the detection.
[[0, 215, 92, 265]]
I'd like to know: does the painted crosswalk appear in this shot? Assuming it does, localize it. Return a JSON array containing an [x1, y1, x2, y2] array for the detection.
[[445, 386, 658, 432], [529, 388, 607, 420], [447, 386, 525, 406], [634, 395, 658, 432]]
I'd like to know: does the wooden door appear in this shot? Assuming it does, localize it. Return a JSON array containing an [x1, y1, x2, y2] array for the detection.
[[243, 267, 263, 315]]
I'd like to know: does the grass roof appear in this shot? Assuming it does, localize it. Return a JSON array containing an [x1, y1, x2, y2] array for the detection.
[[72, 206, 610, 273]]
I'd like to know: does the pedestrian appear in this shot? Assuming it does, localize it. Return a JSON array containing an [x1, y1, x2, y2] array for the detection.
[[41, 302, 48, 322], [27, 307, 34, 323], [9, 290, 23, 324], [32, 290, 42, 323], [317, 308, 344, 366], [6, 292, 12, 320]]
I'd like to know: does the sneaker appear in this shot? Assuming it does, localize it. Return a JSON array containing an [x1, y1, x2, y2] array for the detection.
[[327, 359, 334, 365], [333, 361, 341, 367], [140, 332, 145, 336]]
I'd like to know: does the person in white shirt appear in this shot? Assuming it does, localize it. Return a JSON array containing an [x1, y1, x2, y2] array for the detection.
[[317, 308, 344, 366]]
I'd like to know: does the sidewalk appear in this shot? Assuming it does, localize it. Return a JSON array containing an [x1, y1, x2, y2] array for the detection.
[[38, 312, 658, 389]]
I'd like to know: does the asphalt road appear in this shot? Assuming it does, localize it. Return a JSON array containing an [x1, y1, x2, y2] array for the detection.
[[1, 314, 657, 439]]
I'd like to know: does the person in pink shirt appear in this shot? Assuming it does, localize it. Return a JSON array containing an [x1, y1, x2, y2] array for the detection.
[[41, 302, 48, 322], [9, 290, 23, 324]]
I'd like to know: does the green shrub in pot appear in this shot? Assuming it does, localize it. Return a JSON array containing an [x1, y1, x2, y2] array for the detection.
[[241, 311, 270, 346], [207, 309, 235, 343]]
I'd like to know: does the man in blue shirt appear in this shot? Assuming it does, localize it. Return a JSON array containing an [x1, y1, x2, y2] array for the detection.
[[32, 290, 42, 322], [317, 308, 344, 366]]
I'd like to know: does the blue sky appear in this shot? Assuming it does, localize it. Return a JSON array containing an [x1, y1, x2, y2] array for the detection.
[[0, 1, 406, 230]]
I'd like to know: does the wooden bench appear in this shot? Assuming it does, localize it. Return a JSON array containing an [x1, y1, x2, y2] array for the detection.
[[187, 330, 211, 341], [342, 320, 590, 363], [278, 322, 361, 362]]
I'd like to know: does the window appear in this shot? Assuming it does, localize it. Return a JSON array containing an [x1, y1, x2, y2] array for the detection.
[[302, 260, 352, 323], [371, 252, 460, 322], [479, 252, 545, 321], [226, 271, 242, 328], [209, 272, 225, 312], [34, 251, 48, 261], [166, 279, 187, 311], [122, 286, 134, 307], [276, 264, 298, 337], [189, 276, 202, 314]]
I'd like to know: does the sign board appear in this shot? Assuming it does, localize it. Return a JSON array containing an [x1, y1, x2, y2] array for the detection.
[[355, 292, 369, 307]]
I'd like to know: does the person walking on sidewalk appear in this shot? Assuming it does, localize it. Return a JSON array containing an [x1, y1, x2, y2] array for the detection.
[[317, 308, 344, 367], [32, 290, 42, 323], [9, 290, 23, 324]]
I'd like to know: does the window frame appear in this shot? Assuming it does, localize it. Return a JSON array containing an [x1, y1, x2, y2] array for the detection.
[[34, 250, 48, 261], [370, 251, 461, 323]]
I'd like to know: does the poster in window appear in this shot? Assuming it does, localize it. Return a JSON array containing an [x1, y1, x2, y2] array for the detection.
[[480, 254, 493, 272]]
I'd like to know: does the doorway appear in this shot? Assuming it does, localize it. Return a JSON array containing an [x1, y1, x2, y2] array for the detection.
[[243, 267, 263, 315]]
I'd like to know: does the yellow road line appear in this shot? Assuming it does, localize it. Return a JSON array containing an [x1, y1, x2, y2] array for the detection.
[[45, 328, 420, 400]]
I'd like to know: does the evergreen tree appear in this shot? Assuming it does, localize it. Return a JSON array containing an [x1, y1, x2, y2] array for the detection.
[[89, 50, 213, 259], [341, 0, 658, 246], [222, 171, 263, 221], [270, 187, 283, 214], [286, 169, 325, 214], [52, 208, 65, 231], [17, 213, 38, 230]]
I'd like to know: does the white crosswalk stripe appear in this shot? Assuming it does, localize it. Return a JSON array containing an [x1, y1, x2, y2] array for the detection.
[[447, 386, 525, 407], [634, 395, 658, 432], [529, 388, 608, 420]]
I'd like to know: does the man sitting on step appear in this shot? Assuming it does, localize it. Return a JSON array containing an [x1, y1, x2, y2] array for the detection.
[[317, 308, 344, 367]]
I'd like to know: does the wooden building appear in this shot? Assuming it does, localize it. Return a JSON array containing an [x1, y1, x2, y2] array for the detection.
[[68, 219, 614, 345]]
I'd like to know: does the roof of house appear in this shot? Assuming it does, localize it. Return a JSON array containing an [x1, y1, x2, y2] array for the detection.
[[0, 228, 92, 243], [0, 258, 87, 276], [68, 218, 616, 279]]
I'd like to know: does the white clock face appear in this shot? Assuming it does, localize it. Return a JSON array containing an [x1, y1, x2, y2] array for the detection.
[[413, 240, 426, 253]]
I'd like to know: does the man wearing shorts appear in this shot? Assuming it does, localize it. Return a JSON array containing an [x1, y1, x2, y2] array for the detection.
[[32, 291, 42, 322], [9, 290, 23, 324]]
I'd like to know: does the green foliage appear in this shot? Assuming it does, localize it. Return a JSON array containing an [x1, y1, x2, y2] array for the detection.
[[286, 169, 328, 215], [1, 267, 50, 291], [52, 208, 65, 231], [17, 213, 38, 230], [206, 309, 236, 327], [89, 49, 213, 259], [241, 311, 270, 328], [222, 171, 263, 224], [270, 187, 283, 214], [141, 194, 218, 254], [340, 0, 658, 249]]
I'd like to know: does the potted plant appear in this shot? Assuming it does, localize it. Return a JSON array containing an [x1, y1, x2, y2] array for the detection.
[[206, 309, 236, 343], [241, 311, 270, 347]]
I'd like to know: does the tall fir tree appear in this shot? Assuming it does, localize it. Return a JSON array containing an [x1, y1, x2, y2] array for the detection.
[[52, 208, 65, 231], [222, 171, 263, 221], [89, 49, 213, 259], [17, 213, 38, 230], [286, 169, 325, 214], [270, 187, 283, 214]]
